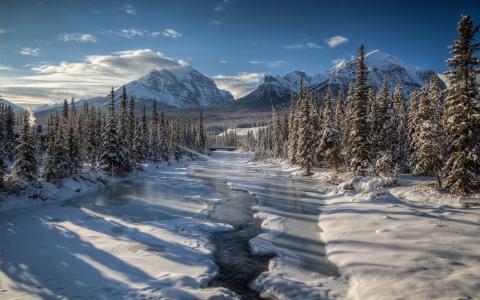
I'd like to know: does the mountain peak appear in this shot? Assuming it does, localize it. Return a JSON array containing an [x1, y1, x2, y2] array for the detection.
[[365, 49, 413, 70]]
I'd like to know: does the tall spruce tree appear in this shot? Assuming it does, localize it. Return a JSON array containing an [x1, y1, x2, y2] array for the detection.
[[296, 77, 314, 176], [443, 15, 480, 194], [350, 44, 371, 176], [318, 88, 341, 170], [98, 88, 131, 174], [13, 111, 39, 181]]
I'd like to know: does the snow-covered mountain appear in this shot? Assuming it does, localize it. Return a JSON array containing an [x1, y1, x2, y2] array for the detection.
[[116, 66, 233, 108], [236, 50, 442, 109], [0, 98, 26, 115]]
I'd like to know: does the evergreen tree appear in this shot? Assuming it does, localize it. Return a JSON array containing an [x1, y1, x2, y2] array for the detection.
[[13, 111, 39, 181], [127, 96, 136, 151], [287, 96, 300, 164], [149, 100, 160, 162], [443, 15, 480, 194], [197, 111, 206, 152], [342, 83, 355, 165], [98, 88, 131, 174], [43, 116, 69, 181], [296, 79, 314, 176], [318, 88, 341, 170], [392, 84, 409, 171], [118, 86, 129, 147], [0, 143, 5, 189], [67, 125, 82, 176], [350, 44, 371, 176]]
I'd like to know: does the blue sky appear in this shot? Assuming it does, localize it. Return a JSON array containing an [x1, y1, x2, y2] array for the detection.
[[0, 0, 479, 104]]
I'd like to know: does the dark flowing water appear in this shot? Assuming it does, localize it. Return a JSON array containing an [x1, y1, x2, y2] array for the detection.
[[206, 180, 272, 300]]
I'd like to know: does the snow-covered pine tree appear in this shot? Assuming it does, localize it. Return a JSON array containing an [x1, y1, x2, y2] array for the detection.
[[443, 15, 480, 194], [132, 119, 147, 163], [13, 110, 39, 181], [85, 105, 99, 166], [159, 112, 169, 161], [118, 86, 129, 147], [43, 115, 69, 181], [296, 79, 315, 176], [98, 88, 131, 174], [318, 87, 341, 170], [342, 83, 355, 165], [3, 105, 15, 161], [149, 100, 160, 162], [197, 111, 206, 152], [127, 96, 136, 152], [0, 142, 6, 189], [335, 87, 346, 156], [67, 125, 82, 177], [407, 90, 420, 170], [392, 84, 409, 171], [376, 81, 398, 178], [372, 78, 389, 157], [350, 44, 371, 176], [413, 78, 445, 185], [287, 94, 300, 164]]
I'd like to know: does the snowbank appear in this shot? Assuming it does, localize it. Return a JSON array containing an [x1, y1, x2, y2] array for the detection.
[[0, 158, 239, 299], [319, 175, 480, 300]]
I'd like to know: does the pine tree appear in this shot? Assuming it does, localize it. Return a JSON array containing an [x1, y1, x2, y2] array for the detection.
[[0, 143, 6, 189], [43, 116, 69, 181], [13, 111, 39, 181], [98, 88, 131, 174], [392, 84, 409, 171], [149, 100, 160, 162], [350, 44, 371, 176], [118, 86, 129, 147], [158, 112, 169, 161], [443, 15, 480, 194], [287, 95, 300, 164], [127, 96, 136, 151], [376, 81, 398, 177], [342, 83, 355, 165], [3, 106, 15, 161], [296, 79, 314, 176], [67, 125, 82, 177], [318, 88, 341, 170], [197, 111, 206, 152], [407, 90, 420, 170]]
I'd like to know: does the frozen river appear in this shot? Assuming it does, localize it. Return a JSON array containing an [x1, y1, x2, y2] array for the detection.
[[0, 151, 339, 299]]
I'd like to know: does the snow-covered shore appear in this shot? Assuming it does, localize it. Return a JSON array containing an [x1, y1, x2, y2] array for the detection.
[[247, 157, 480, 300], [0, 159, 237, 299]]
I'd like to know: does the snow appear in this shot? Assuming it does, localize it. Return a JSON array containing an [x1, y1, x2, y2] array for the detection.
[[2, 152, 479, 299], [0, 159, 237, 299], [118, 66, 233, 107], [216, 126, 267, 137]]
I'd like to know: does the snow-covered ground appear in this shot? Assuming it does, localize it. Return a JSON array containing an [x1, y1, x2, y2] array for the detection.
[[189, 152, 480, 300], [1, 152, 479, 299], [0, 160, 236, 299]]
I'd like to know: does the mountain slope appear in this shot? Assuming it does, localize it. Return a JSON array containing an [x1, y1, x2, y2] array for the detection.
[[236, 50, 442, 109], [117, 66, 233, 108], [0, 98, 25, 115]]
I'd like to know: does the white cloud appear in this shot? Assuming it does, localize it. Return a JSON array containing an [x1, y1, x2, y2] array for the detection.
[[111, 28, 182, 39], [156, 28, 183, 39], [60, 33, 97, 43], [116, 28, 147, 38], [248, 60, 285, 68], [124, 4, 136, 15], [284, 42, 322, 50], [0, 29, 9, 34], [1, 49, 186, 104], [324, 35, 349, 48], [213, 0, 234, 12], [213, 72, 264, 99], [0, 65, 16, 72], [220, 60, 227, 64], [20, 47, 40, 56]]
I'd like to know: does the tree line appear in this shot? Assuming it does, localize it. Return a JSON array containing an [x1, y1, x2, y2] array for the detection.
[[0, 86, 206, 192], [250, 15, 480, 195]]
